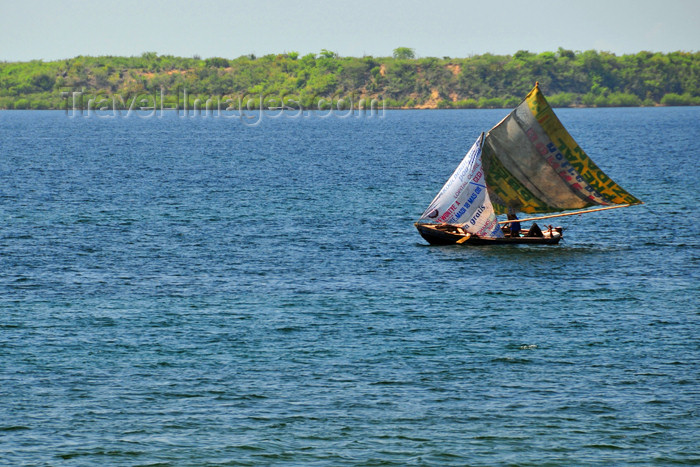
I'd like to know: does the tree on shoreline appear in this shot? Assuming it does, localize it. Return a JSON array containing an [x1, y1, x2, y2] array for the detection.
[[393, 47, 416, 60]]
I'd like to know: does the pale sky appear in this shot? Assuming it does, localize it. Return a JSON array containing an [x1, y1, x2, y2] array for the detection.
[[1, 0, 698, 61]]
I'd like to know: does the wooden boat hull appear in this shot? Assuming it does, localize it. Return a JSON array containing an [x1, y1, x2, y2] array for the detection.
[[415, 223, 562, 246]]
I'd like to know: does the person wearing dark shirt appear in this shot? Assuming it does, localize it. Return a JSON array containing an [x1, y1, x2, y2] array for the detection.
[[526, 222, 543, 237], [506, 213, 521, 237]]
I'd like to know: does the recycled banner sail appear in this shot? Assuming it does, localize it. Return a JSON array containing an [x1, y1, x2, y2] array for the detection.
[[419, 134, 504, 238], [482, 84, 642, 215]]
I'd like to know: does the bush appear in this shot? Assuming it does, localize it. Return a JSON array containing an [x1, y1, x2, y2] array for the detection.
[[14, 98, 30, 109], [383, 98, 402, 108], [503, 96, 520, 108], [437, 99, 452, 109], [453, 99, 478, 108], [548, 92, 578, 107], [606, 92, 642, 107], [581, 92, 596, 106], [205, 57, 230, 68], [593, 95, 610, 107], [660, 93, 695, 106], [31, 99, 50, 109], [478, 97, 505, 108]]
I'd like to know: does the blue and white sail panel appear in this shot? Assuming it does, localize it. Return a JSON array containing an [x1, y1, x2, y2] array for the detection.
[[419, 134, 504, 238]]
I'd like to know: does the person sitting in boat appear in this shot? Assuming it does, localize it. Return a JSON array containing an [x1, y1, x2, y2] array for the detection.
[[505, 213, 521, 237], [526, 223, 544, 237]]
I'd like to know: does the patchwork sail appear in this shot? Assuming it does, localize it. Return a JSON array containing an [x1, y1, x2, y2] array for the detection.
[[415, 83, 641, 246], [482, 84, 642, 214]]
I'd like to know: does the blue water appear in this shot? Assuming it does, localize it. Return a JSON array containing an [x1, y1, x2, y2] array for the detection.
[[1, 108, 698, 465]]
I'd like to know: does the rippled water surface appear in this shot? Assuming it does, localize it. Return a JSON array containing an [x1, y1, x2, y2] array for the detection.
[[1, 108, 698, 465]]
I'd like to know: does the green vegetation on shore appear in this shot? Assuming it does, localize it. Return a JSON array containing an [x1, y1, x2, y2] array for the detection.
[[1, 48, 699, 110]]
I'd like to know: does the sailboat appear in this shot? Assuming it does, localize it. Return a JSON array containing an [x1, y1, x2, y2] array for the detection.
[[415, 83, 642, 245]]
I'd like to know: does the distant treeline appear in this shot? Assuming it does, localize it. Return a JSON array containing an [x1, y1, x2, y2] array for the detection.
[[1, 48, 699, 110]]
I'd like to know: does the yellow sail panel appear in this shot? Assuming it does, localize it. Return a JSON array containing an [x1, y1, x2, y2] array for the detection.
[[525, 85, 642, 206], [482, 84, 641, 214]]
